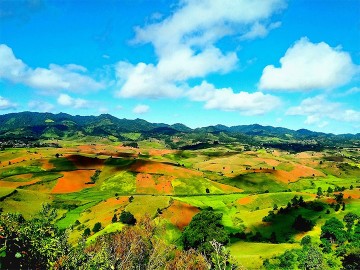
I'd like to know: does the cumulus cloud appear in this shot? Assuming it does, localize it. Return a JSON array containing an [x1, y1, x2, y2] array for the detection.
[[287, 95, 360, 126], [132, 104, 150, 114], [116, 0, 286, 98], [259, 37, 358, 91], [28, 100, 54, 112], [115, 62, 184, 99], [188, 81, 281, 115], [0, 44, 105, 92], [0, 96, 17, 110], [57, 94, 90, 109]]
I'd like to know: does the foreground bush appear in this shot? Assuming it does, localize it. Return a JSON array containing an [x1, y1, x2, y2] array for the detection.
[[0, 206, 238, 269]]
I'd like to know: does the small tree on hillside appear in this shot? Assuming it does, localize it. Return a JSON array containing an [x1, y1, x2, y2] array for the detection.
[[120, 211, 136, 225], [182, 210, 229, 255], [92, 222, 102, 233]]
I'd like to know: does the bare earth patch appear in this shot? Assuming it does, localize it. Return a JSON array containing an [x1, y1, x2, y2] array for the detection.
[[237, 196, 253, 205], [130, 160, 202, 178], [161, 200, 200, 230], [51, 170, 95, 193]]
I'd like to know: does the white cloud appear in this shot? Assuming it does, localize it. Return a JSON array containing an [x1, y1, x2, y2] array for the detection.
[[28, 100, 54, 112], [0, 96, 17, 110], [0, 44, 105, 92], [133, 104, 150, 114], [287, 95, 360, 126], [115, 62, 184, 99], [259, 37, 358, 91], [188, 81, 281, 115], [98, 107, 108, 114], [57, 94, 90, 109], [116, 0, 286, 98], [240, 21, 281, 40], [344, 87, 360, 96]]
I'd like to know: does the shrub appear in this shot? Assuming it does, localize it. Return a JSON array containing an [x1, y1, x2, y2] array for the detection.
[[120, 211, 136, 225]]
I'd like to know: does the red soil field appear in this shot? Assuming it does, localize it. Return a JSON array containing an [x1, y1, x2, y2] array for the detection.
[[130, 160, 202, 178], [136, 173, 173, 194], [336, 190, 360, 199], [237, 196, 253, 205], [248, 164, 324, 183], [41, 159, 55, 170], [162, 200, 200, 230], [51, 170, 95, 193]]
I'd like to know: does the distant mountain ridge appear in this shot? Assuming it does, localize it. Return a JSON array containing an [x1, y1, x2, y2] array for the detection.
[[0, 112, 358, 142]]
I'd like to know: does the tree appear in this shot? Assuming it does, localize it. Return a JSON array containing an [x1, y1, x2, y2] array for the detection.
[[317, 187, 323, 197], [303, 245, 324, 270], [321, 217, 346, 244], [350, 185, 353, 190], [270, 232, 277, 243], [301, 235, 312, 246], [112, 214, 118, 223], [206, 188, 210, 194], [291, 195, 299, 206], [92, 222, 102, 233], [83, 228, 91, 237], [343, 213, 359, 232], [335, 193, 344, 203], [293, 215, 315, 232], [0, 205, 69, 269], [273, 204, 278, 211], [120, 211, 136, 225], [182, 210, 229, 255], [327, 186, 333, 193], [342, 253, 360, 270]]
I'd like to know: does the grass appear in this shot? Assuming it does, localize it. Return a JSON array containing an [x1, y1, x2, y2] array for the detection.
[[0, 187, 16, 198], [86, 222, 125, 244], [0, 163, 44, 179], [49, 157, 77, 171], [0, 189, 53, 219], [221, 172, 286, 193], [120, 132, 142, 140], [101, 171, 136, 194], [229, 241, 300, 269], [125, 195, 170, 219], [56, 201, 100, 230], [172, 177, 225, 195]]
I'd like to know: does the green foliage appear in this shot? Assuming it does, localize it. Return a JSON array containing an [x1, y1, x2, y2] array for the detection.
[[112, 214, 118, 223], [301, 235, 312, 246], [303, 245, 324, 270], [83, 228, 91, 237], [182, 210, 229, 255], [0, 204, 69, 269], [343, 213, 359, 232], [321, 217, 347, 245], [92, 222, 102, 233], [293, 215, 315, 232], [119, 211, 136, 225]]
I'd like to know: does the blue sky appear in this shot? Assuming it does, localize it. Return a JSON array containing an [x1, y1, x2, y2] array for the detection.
[[0, 0, 359, 134]]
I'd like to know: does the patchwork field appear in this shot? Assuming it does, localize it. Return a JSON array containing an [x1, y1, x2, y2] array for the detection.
[[0, 141, 359, 268]]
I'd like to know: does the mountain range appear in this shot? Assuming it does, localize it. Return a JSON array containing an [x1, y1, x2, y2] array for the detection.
[[0, 112, 359, 149]]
